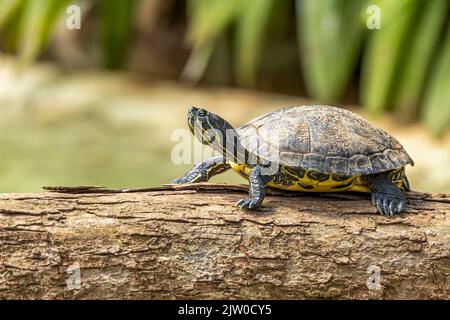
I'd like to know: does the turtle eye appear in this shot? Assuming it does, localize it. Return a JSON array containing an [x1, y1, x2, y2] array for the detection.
[[197, 109, 208, 117]]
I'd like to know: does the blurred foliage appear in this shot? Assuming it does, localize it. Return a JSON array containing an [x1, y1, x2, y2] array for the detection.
[[185, 0, 449, 135], [0, 0, 68, 59], [392, 0, 448, 121], [0, 0, 449, 135], [296, 0, 365, 102], [0, 0, 135, 68], [99, 0, 135, 69], [423, 23, 450, 137], [360, 0, 418, 114]]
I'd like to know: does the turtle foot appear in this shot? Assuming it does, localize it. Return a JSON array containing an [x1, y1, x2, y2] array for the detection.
[[236, 198, 262, 210], [371, 192, 405, 217]]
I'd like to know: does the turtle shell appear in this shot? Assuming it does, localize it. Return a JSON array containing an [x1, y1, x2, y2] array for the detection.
[[236, 105, 414, 176]]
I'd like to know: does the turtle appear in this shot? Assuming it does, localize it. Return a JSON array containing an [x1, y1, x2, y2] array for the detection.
[[170, 105, 414, 216]]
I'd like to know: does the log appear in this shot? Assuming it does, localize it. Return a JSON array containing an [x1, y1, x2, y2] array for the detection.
[[0, 184, 449, 299]]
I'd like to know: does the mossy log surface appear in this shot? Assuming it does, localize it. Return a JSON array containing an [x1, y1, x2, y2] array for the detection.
[[0, 184, 449, 299]]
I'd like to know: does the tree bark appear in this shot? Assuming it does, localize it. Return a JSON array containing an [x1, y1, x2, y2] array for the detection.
[[0, 184, 449, 299]]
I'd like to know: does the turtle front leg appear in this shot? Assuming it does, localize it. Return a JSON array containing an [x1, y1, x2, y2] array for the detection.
[[367, 172, 406, 217], [170, 156, 230, 184], [237, 166, 273, 210]]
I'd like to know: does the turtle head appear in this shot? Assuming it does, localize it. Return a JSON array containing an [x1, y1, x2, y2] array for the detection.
[[187, 107, 235, 150]]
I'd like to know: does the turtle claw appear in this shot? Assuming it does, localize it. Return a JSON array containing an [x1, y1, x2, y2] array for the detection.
[[236, 198, 260, 210], [170, 176, 195, 184], [169, 172, 205, 184], [169, 178, 184, 184], [371, 192, 405, 217]]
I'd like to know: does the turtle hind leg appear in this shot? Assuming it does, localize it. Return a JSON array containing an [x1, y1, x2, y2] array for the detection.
[[170, 156, 230, 184], [367, 172, 406, 217], [237, 165, 273, 210], [392, 168, 411, 191], [401, 173, 411, 191]]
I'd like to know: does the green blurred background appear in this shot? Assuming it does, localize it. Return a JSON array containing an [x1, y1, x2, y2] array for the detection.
[[0, 0, 449, 193]]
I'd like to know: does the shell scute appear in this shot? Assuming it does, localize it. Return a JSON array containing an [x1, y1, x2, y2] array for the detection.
[[301, 153, 326, 172], [369, 153, 392, 172], [348, 155, 372, 174], [324, 157, 349, 175], [279, 152, 303, 167]]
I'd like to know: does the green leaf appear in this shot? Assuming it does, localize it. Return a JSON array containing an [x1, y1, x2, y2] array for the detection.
[[99, 0, 135, 69], [0, 0, 24, 31], [0, 0, 25, 52], [296, 0, 366, 102], [422, 22, 450, 137], [360, 0, 419, 114], [393, 0, 448, 120], [18, 0, 68, 64], [184, 0, 242, 82], [186, 0, 241, 49], [234, 0, 275, 87]]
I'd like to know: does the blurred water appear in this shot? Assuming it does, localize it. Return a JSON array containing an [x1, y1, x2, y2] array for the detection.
[[0, 63, 449, 193]]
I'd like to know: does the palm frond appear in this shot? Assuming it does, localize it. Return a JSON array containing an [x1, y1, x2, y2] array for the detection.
[[234, 0, 275, 87], [360, 0, 419, 114], [296, 0, 366, 102], [393, 0, 448, 120], [18, 0, 68, 64], [422, 22, 450, 136], [99, 0, 136, 69]]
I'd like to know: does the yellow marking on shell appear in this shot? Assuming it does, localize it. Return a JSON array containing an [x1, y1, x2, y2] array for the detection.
[[229, 162, 403, 193]]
